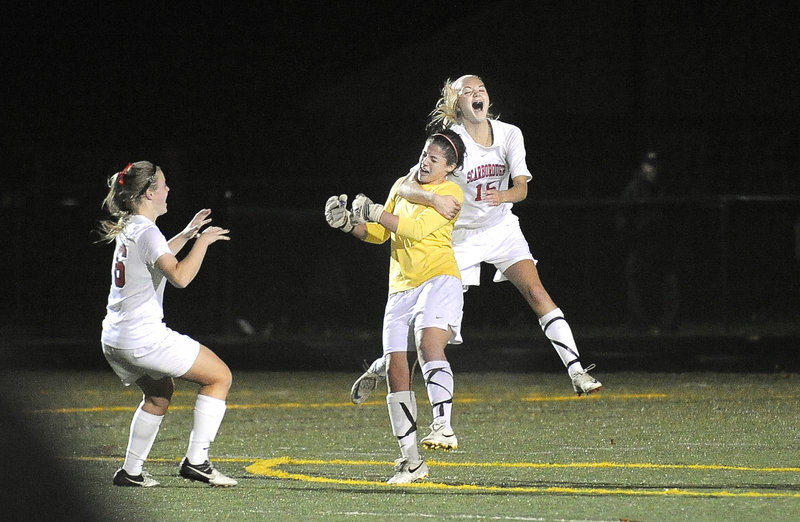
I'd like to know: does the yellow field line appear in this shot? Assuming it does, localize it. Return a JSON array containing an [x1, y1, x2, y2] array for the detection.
[[30, 393, 664, 414], [427, 461, 800, 472], [69, 456, 800, 497], [243, 457, 800, 498], [522, 392, 667, 402]]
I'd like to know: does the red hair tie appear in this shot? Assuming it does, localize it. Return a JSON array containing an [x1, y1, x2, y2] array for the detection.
[[118, 163, 133, 185]]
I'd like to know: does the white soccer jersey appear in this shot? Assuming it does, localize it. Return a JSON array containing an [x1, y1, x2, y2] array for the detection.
[[448, 120, 532, 230], [101, 214, 172, 349]]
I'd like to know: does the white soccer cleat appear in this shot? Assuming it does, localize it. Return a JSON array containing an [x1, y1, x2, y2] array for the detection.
[[420, 420, 458, 451], [350, 368, 384, 405], [571, 364, 602, 396], [387, 458, 429, 484]]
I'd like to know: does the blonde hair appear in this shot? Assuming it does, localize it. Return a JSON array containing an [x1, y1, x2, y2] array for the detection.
[[96, 161, 159, 243], [426, 75, 492, 131]]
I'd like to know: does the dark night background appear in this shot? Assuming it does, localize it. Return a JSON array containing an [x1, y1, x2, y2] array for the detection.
[[2, 1, 799, 367]]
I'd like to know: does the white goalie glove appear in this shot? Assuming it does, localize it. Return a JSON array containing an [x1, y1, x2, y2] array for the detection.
[[324, 194, 354, 233], [352, 193, 385, 223]]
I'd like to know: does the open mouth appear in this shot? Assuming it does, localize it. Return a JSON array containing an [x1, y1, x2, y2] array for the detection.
[[472, 101, 484, 111]]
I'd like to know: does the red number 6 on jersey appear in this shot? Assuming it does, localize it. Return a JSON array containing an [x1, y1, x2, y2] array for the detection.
[[114, 260, 126, 288]]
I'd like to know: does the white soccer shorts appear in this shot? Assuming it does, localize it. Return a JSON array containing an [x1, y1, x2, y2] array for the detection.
[[382, 275, 464, 354], [102, 328, 201, 386], [452, 212, 537, 286]]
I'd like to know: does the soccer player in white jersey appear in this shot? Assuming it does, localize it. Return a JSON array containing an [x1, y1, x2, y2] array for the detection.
[[351, 75, 601, 411], [326, 129, 466, 484], [98, 161, 237, 487]]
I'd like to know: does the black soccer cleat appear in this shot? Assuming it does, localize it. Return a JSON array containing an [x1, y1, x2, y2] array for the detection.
[[179, 457, 238, 487], [113, 468, 159, 487]]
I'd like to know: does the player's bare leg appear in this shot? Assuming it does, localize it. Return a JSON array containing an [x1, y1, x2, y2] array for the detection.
[[503, 259, 602, 395]]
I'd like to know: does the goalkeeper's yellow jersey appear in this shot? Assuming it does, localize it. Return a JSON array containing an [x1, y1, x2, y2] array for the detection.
[[363, 176, 464, 294]]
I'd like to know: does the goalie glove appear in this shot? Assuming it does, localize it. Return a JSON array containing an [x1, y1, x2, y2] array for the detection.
[[352, 193, 385, 223], [324, 194, 354, 232]]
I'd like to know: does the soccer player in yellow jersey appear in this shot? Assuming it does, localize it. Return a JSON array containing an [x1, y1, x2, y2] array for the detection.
[[325, 129, 465, 484]]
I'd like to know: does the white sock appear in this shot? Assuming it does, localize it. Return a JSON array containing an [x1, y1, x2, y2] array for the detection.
[[185, 394, 227, 465], [368, 355, 388, 377], [122, 402, 163, 476], [421, 361, 454, 428], [386, 391, 420, 462], [539, 307, 584, 377]]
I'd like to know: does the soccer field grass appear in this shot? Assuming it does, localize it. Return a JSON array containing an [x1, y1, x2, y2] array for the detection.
[[4, 370, 799, 521]]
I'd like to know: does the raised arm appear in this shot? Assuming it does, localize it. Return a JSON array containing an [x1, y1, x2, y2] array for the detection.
[[167, 208, 213, 255], [352, 191, 459, 242], [157, 226, 230, 288], [397, 170, 461, 220], [325, 193, 390, 243]]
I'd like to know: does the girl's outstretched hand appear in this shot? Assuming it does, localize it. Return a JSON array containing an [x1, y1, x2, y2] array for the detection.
[[181, 209, 213, 239], [198, 226, 230, 244]]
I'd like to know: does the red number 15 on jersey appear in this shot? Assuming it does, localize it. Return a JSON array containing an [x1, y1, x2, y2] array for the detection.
[[475, 180, 499, 201]]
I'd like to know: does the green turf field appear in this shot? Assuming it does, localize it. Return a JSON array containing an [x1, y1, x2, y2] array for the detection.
[[4, 370, 799, 521]]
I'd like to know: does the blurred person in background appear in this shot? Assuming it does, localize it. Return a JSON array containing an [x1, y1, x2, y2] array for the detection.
[[615, 151, 680, 333]]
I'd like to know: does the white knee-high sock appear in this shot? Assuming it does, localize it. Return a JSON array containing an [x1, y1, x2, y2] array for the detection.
[[421, 361, 454, 428], [123, 401, 163, 475], [386, 391, 420, 462], [539, 307, 584, 377], [186, 394, 227, 465]]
